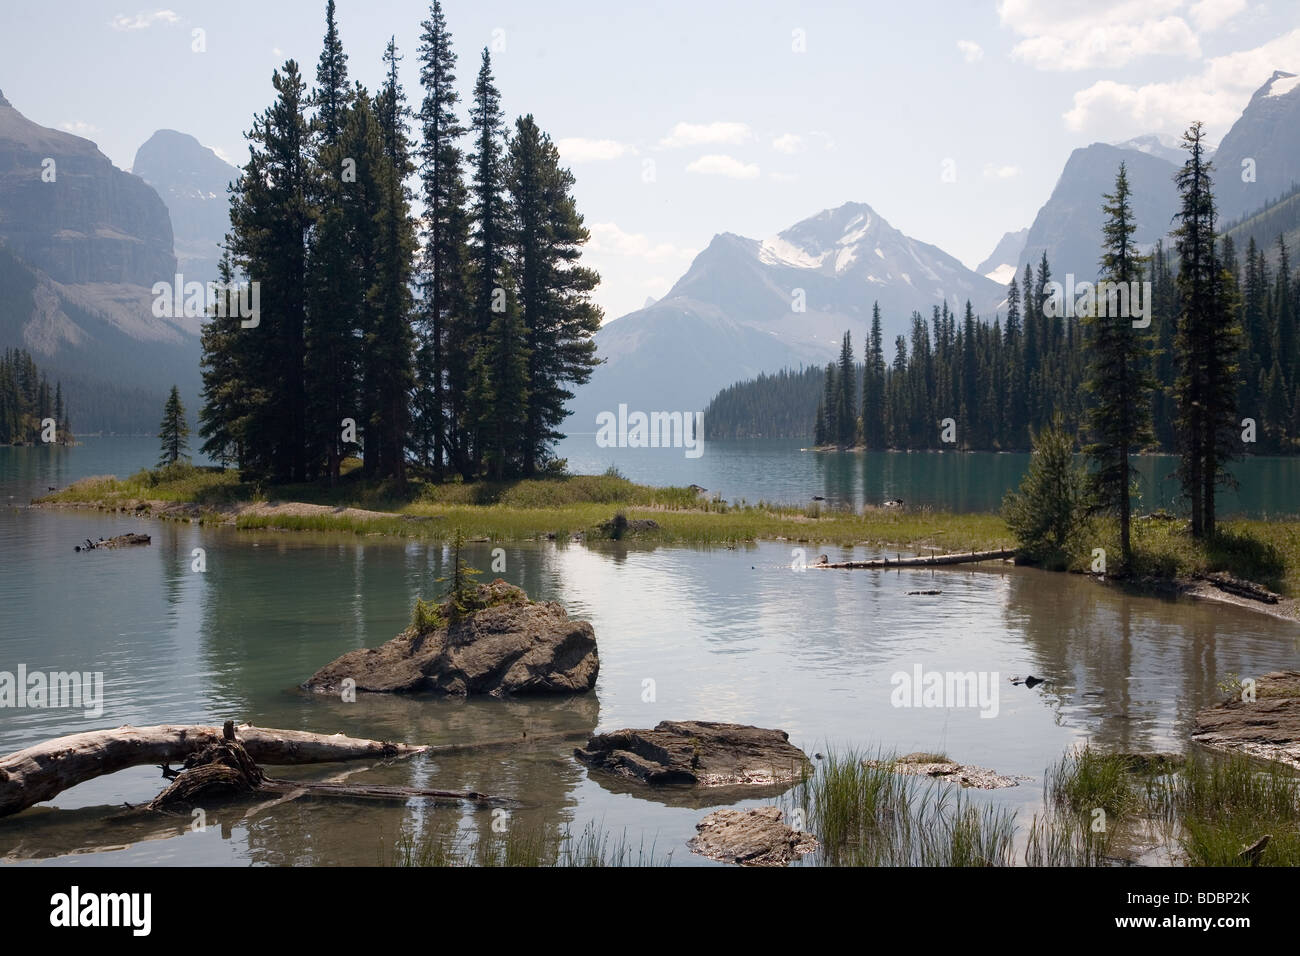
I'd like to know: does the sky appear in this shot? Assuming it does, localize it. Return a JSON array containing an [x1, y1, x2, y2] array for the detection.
[[2, 0, 1298, 321]]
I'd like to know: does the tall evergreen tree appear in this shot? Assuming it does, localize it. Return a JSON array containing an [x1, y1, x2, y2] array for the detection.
[[1173, 121, 1240, 537], [835, 331, 857, 446], [414, 0, 473, 477], [507, 115, 602, 474], [1083, 162, 1154, 567], [158, 385, 190, 467], [862, 303, 887, 448]]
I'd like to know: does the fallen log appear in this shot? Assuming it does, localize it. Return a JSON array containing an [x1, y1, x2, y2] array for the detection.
[[0, 722, 426, 818], [813, 548, 1016, 570]]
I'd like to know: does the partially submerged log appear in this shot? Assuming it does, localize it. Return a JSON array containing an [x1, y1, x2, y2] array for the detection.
[[0, 722, 426, 818], [75, 532, 150, 552], [814, 548, 1015, 570]]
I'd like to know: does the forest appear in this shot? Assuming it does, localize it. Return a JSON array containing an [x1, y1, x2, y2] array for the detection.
[[0, 348, 71, 445], [199, 0, 601, 484], [705, 232, 1299, 456]]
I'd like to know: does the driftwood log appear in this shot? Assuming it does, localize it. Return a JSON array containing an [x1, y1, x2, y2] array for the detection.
[[0, 721, 427, 818], [813, 548, 1015, 570]]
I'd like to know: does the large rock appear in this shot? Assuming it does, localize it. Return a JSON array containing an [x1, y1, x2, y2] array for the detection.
[[575, 720, 810, 786], [1192, 670, 1300, 769], [304, 580, 598, 697], [688, 807, 817, 866]]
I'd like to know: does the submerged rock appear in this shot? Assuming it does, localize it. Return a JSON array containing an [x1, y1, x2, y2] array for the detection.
[[575, 720, 810, 786], [688, 807, 817, 866], [1192, 670, 1300, 769], [868, 752, 1025, 789], [303, 579, 598, 697]]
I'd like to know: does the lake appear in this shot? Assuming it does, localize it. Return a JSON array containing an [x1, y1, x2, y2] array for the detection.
[[1, 437, 1298, 865]]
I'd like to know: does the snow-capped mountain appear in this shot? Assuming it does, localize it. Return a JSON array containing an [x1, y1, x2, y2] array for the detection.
[[976, 228, 1028, 285], [568, 201, 1003, 429], [1215, 70, 1300, 223]]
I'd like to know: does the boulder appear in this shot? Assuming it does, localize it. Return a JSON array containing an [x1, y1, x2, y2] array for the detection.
[[688, 807, 817, 866], [303, 580, 598, 697], [1191, 670, 1300, 769], [575, 721, 810, 786]]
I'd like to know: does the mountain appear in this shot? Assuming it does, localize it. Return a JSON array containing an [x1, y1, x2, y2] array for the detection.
[[1223, 181, 1300, 268], [1113, 133, 1192, 165], [1214, 70, 1300, 224], [569, 201, 1003, 429], [132, 129, 237, 285], [1017, 143, 1179, 282], [0, 90, 201, 432], [975, 227, 1028, 285]]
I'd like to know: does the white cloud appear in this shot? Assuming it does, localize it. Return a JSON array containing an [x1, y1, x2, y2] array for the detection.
[[659, 121, 751, 148], [982, 163, 1021, 179], [556, 138, 636, 162], [1190, 0, 1248, 32], [111, 10, 179, 31], [1063, 28, 1300, 135], [59, 121, 100, 136], [996, 0, 1199, 70], [957, 40, 984, 63], [771, 133, 804, 154], [685, 154, 761, 179], [587, 223, 698, 262]]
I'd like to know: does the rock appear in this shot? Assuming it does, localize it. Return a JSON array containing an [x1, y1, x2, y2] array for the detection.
[[575, 721, 811, 786], [1191, 670, 1300, 769], [303, 580, 598, 697], [688, 807, 817, 866], [869, 752, 1024, 790]]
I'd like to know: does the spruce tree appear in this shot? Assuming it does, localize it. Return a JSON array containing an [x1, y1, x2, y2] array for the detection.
[[1083, 162, 1154, 568], [835, 331, 857, 446], [414, 0, 473, 477], [158, 385, 190, 467], [507, 115, 602, 474], [862, 303, 886, 448]]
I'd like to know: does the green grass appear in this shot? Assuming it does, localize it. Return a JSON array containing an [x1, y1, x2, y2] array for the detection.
[[1147, 753, 1300, 866], [790, 749, 1018, 866], [40, 463, 1013, 550]]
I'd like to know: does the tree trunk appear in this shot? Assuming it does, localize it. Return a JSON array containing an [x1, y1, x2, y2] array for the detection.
[[0, 723, 425, 818]]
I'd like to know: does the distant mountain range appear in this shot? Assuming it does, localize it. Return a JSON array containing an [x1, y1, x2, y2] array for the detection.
[[568, 201, 1004, 429], [0, 66, 1296, 438], [571, 68, 1300, 427], [0, 89, 204, 432]]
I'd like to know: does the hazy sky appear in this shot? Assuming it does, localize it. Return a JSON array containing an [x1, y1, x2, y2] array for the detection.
[[2, 0, 1297, 320]]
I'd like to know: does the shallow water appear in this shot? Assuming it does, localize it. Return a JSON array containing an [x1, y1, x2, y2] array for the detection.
[[1, 439, 1297, 866]]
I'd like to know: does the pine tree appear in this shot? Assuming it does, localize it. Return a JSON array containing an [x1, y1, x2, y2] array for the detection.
[[820, 362, 838, 445], [225, 59, 312, 481], [158, 385, 190, 467], [1083, 162, 1154, 568], [507, 115, 602, 474], [414, 0, 473, 478], [835, 331, 857, 446], [862, 303, 886, 448], [1173, 122, 1240, 537], [466, 48, 511, 471]]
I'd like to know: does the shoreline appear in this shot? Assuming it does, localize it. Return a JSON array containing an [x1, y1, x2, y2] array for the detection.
[[32, 474, 1300, 626]]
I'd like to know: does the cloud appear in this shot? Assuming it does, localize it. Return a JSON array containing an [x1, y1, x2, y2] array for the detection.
[[1189, 0, 1248, 32], [771, 133, 805, 154], [957, 40, 985, 63], [556, 138, 636, 162], [587, 223, 698, 262], [685, 154, 761, 179], [1062, 27, 1300, 135], [659, 121, 751, 148], [982, 163, 1021, 179], [111, 10, 180, 31], [996, 0, 1200, 70], [59, 121, 100, 136]]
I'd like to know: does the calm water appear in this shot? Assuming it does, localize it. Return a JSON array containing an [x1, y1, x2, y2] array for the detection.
[[1, 438, 1298, 866], [555, 434, 1300, 517]]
